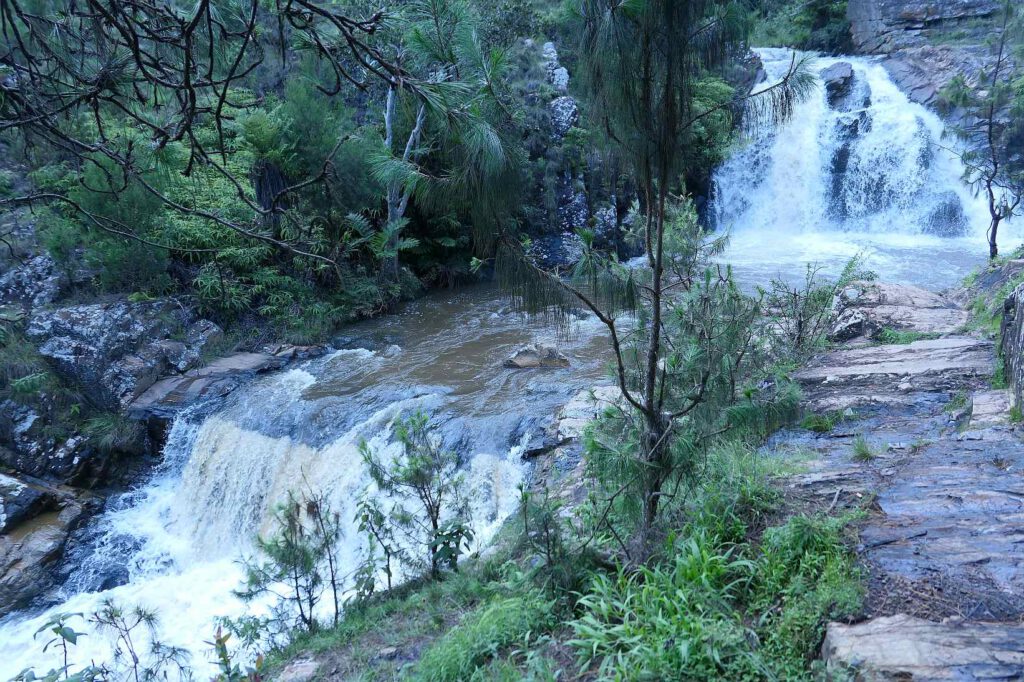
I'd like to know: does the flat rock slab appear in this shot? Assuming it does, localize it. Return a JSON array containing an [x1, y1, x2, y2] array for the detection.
[[823, 614, 1024, 681], [797, 337, 993, 410], [128, 352, 286, 419]]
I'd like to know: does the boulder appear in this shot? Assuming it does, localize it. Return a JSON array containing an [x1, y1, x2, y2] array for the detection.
[[821, 62, 855, 107], [503, 344, 570, 370], [549, 96, 579, 139], [823, 615, 1024, 680], [26, 299, 222, 411], [828, 281, 968, 341], [0, 407, 105, 484], [0, 473, 50, 533]]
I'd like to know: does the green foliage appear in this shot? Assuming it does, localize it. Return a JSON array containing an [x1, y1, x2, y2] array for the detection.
[[83, 414, 144, 455], [759, 255, 876, 362], [360, 411, 472, 580], [938, 1, 1024, 258], [412, 593, 555, 681], [800, 410, 847, 433], [568, 510, 862, 680], [876, 328, 940, 345], [235, 492, 345, 637], [753, 0, 852, 52]]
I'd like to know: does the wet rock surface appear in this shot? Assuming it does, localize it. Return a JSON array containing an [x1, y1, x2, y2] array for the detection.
[[0, 488, 89, 614], [773, 279, 1024, 679], [504, 343, 571, 369]]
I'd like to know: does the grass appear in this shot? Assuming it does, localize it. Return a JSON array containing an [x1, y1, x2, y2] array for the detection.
[[567, 513, 863, 681], [799, 410, 848, 433], [945, 390, 969, 414], [1010, 404, 1023, 423], [413, 593, 555, 681], [84, 414, 145, 454], [851, 435, 876, 462], [875, 328, 940, 345]]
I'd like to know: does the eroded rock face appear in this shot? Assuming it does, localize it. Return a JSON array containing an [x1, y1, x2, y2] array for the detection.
[[26, 300, 222, 411], [504, 344, 571, 370], [1000, 282, 1024, 408], [848, 0, 1008, 106], [0, 255, 65, 313], [848, 0, 1002, 55], [823, 615, 1024, 680]]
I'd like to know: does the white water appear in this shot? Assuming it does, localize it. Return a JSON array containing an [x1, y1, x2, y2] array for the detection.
[[717, 49, 1019, 290], [0, 290, 611, 679]]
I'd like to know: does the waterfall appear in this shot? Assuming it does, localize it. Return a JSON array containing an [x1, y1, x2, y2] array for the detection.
[[715, 48, 1014, 290], [0, 283, 616, 679]]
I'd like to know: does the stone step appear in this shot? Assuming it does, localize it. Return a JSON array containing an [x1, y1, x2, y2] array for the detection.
[[796, 337, 993, 411]]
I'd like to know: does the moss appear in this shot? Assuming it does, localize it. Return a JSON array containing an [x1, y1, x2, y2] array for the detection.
[[876, 328, 940, 345]]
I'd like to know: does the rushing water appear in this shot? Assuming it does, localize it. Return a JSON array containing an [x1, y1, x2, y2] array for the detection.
[[0, 288, 611, 677], [1, 48, 1014, 678], [717, 49, 1020, 290]]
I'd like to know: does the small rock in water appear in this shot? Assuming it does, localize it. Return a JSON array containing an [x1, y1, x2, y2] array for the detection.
[[504, 344, 570, 369]]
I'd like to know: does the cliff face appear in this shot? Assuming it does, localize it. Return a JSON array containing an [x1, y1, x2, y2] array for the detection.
[[847, 0, 1008, 106]]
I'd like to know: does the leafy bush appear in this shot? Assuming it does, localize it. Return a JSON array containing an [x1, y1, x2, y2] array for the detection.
[[413, 593, 555, 682]]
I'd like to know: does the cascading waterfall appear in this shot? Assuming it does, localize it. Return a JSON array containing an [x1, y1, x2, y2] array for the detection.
[[716, 48, 1015, 289], [0, 289, 611, 679]]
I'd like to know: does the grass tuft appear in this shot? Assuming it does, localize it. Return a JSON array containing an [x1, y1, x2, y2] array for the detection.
[[851, 435, 875, 462]]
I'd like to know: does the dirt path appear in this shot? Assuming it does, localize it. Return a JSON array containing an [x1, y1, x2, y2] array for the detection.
[[769, 281, 1024, 679]]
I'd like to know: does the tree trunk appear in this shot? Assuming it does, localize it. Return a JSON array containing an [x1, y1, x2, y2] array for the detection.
[[989, 216, 1001, 260]]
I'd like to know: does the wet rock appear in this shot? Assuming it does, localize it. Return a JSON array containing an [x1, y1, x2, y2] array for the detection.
[[821, 62, 854, 106], [0, 495, 85, 614], [922, 191, 969, 237], [968, 389, 1013, 428], [1000, 282, 1024, 407], [0, 473, 49, 532], [828, 281, 968, 342], [0, 255, 65, 313], [128, 352, 287, 421], [504, 344, 570, 370], [0, 408, 106, 484], [26, 299, 222, 411], [848, 0, 1002, 54], [823, 614, 1024, 680]]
